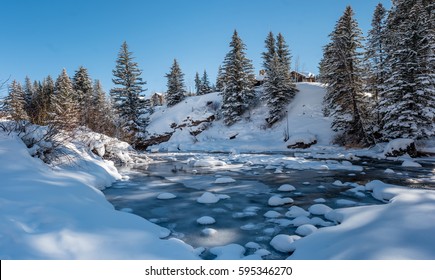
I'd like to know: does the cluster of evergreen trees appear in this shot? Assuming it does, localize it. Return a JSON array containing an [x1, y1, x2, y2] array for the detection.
[[320, 0, 434, 146]]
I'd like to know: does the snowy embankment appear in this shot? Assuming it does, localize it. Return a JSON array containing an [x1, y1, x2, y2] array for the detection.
[[288, 180, 435, 259], [147, 83, 333, 152], [0, 131, 198, 259]]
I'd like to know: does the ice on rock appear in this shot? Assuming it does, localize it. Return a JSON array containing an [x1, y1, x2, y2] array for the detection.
[[291, 216, 312, 226], [201, 228, 217, 236], [278, 184, 296, 192], [264, 210, 282, 218], [157, 192, 177, 200], [214, 177, 236, 184], [270, 234, 298, 253], [314, 198, 326, 203], [384, 168, 395, 174], [197, 192, 220, 204], [196, 216, 216, 225], [268, 195, 294, 206], [285, 206, 310, 218], [245, 242, 261, 249], [295, 224, 317, 236], [210, 244, 246, 260], [308, 204, 333, 215]]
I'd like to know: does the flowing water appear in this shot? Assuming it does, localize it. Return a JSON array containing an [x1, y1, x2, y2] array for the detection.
[[102, 152, 434, 259]]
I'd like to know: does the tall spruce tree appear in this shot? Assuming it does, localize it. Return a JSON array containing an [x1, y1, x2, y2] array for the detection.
[[321, 6, 370, 145], [221, 30, 256, 126], [364, 3, 388, 135], [380, 0, 435, 140], [263, 32, 298, 126], [72, 66, 93, 126], [215, 65, 225, 92], [90, 80, 115, 136], [165, 59, 186, 106], [53, 69, 80, 131], [7, 80, 29, 121], [200, 70, 212, 94], [194, 72, 201, 95], [110, 41, 149, 144]]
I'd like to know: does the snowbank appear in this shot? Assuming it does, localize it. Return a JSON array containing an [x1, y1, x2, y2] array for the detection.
[[0, 131, 197, 259]]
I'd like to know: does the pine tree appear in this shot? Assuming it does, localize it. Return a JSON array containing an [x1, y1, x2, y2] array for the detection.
[[200, 70, 212, 94], [7, 80, 29, 121], [263, 33, 298, 126], [221, 30, 256, 126], [194, 72, 201, 95], [90, 80, 115, 136], [321, 6, 370, 145], [72, 66, 93, 126], [23, 76, 34, 116], [380, 0, 435, 140], [262, 31, 276, 73], [165, 59, 186, 106], [364, 3, 388, 133], [110, 41, 149, 144], [215, 65, 225, 92], [52, 69, 80, 131], [31, 76, 54, 125]]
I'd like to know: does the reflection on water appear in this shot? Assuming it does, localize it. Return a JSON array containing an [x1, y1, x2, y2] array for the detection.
[[103, 153, 434, 259]]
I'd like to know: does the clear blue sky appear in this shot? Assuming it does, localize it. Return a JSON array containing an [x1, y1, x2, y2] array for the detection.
[[0, 0, 391, 96]]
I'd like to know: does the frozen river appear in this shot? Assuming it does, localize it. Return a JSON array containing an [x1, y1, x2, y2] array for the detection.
[[102, 152, 434, 259]]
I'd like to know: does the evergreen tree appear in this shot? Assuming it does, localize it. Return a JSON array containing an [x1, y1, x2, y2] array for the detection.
[[262, 31, 276, 73], [215, 65, 225, 92], [90, 80, 115, 136], [380, 0, 435, 140], [23, 76, 34, 115], [165, 59, 186, 106], [72, 66, 93, 126], [364, 3, 388, 132], [200, 70, 212, 94], [31, 76, 54, 125], [7, 80, 29, 121], [194, 72, 201, 95], [321, 6, 370, 145], [53, 69, 80, 131], [263, 33, 298, 126], [110, 41, 149, 144], [221, 30, 256, 126]]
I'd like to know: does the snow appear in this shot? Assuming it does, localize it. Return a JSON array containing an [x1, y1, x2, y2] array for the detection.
[[277, 184, 296, 191], [268, 195, 294, 206], [263, 210, 282, 218], [0, 131, 197, 259], [285, 206, 310, 218], [209, 243, 246, 260], [196, 192, 221, 204], [384, 138, 415, 156], [308, 204, 333, 215], [402, 160, 422, 167], [214, 177, 236, 184], [201, 228, 217, 236], [196, 216, 216, 225], [269, 234, 300, 253], [295, 224, 318, 236], [157, 192, 177, 200], [289, 180, 435, 259]]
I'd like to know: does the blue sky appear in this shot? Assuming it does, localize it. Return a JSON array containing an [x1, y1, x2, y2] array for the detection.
[[0, 0, 391, 96]]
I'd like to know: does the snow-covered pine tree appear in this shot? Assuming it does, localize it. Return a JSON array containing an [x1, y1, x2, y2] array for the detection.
[[72, 66, 93, 127], [90, 80, 115, 136], [364, 3, 388, 137], [321, 6, 370, 146], [31, 76, 54, 125], [165, 59, 186, 106], [200, 70, 212, 94], [221, 30, 256, 126], [7, 80, 29, 121], [52, 69, 80, 131], [23, 76, 35, 117], [215, 65, 225, 92], [262, 31, 276, 73], [110, 41, 149, 145], [380, 0, 435, 140], [194, 72, 201, 95], [263, 33, 298, 126]]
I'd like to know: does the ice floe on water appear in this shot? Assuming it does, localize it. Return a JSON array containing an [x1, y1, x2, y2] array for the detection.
[[196, 216, 216, 225], [308, 204, 333, 215], [157, 192, 177, 199], [214, 177, 236, 184], [278, 184, 296, 191], [197, 192, 221, 204], [268, 195, 294, 206]]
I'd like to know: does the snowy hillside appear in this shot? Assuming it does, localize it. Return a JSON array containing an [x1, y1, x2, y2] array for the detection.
[[147, 83, 333, 152]]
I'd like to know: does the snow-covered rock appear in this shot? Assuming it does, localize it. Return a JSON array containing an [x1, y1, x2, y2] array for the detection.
[[214, 177, 236, 184], [278, 184, 296, 192], [201, 228, 217, 236], [268, 195, 294, 206], [263, 210, 282, 218], [197, 192, 220, 204], [295, 224, 317, 236], [384, 138, 418, 157], [270, 234, 299, 253], [287, 133, 317, 149], [402, 160, 422, 167], [285, 206, 310, 218], [157, 192, 177, 200], [196, 216, 216, 225], [308, 204, 333, 215], [210, 244, 246, 260]]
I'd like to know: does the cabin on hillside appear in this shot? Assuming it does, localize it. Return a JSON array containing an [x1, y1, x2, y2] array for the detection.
[[290, 71, 316, 83]]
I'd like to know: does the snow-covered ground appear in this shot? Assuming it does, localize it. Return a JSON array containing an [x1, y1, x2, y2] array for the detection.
[[0, 131, 198, 259], [1, 82, 434, 260]]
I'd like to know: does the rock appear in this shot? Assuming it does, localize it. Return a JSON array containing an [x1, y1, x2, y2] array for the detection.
[[384, 138, 418, 158], [287, 133, 317, 149]]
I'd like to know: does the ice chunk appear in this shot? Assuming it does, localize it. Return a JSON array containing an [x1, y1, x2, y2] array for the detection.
[[264, 210, 282, 218], [291, 216, 312, 226], [308, 204, 333, 215], [210, 244, 246, 260], [314, 198, 326, 203], [278, 184, 296, 192], [402, 160, 422, 167], [197, 192, 220, 204], [157, 192, 177, 200], [295, 224, 317, 236], [201, 228, 217, 236], [196, 216, 216, 225], [214, 177, 236, 184], [384, 168, 395, 174]]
